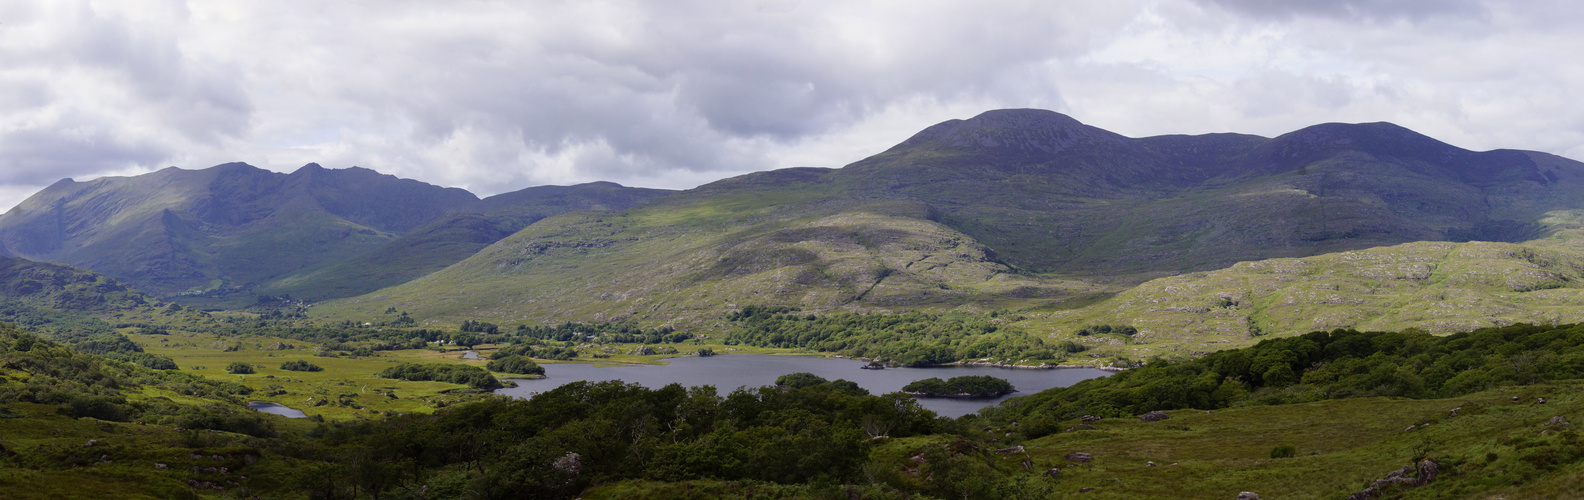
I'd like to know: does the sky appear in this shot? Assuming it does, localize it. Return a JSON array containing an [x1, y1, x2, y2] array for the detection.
[[1, 0, 1580, 209]]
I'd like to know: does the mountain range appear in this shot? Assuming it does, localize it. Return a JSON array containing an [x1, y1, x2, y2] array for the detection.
[[0, 163, 669, 307], [5, 108, 1584, 336]]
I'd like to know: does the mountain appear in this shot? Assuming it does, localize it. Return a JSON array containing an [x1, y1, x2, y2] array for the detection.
[[0, 163, 671, 307], [258, 181, 673, 300], [316, 109, 1584, 326]]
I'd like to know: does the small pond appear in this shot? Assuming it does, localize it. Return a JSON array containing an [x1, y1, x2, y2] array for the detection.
[[461, 351, 481, 359], [248, 401, 309, 418], [495, 354, 1111, 418]]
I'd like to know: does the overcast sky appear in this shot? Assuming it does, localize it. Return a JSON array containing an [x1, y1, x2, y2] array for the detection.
[[1, 0, 1580, 209]]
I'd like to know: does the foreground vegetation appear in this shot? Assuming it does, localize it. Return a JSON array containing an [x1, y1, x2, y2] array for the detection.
[[8, 319, 1584, 498]]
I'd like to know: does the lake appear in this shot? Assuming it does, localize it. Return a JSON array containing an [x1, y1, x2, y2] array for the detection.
[[248, 401, 308, 418], [495, 354, 1111, 418]]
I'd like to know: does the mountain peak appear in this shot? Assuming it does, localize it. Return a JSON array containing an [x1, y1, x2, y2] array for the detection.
[[896, 108, 1123, 154]]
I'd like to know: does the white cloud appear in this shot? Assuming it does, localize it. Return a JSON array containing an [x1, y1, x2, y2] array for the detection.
[[0, 0, 1580, 211]]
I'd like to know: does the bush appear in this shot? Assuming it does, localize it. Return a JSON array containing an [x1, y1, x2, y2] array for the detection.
[[377, 363, 503, 390], [775, 372, 828, 389], [902, 376, 1014, 397], [1271, 444, 1297, 458], [279, 360, 323, 372], [226, 361, 256, 374], [485, 355, 545, 375]]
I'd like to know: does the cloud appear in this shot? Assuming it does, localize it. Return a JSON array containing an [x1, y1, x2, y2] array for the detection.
[[0, 0, 1580, 212]]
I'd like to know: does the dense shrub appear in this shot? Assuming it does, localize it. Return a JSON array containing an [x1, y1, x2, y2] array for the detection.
[[485, 355, 545, 375], [986, 323, 1584, 424], [279, 360, 324, 372], [902, 375, 1015, 397], [226, 361, 256, 374], [725, 307, 1069, 365], [377, 363, 504, 390]]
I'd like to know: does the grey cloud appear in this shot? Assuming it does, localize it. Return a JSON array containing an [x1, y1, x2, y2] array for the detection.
[[1197, 0, 1488, 22], [0, 121, 167, 185]]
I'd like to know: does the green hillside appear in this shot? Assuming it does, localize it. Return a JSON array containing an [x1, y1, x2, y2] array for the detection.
[[317, 176, 1109, 325], [259, 182, 672, 301], [1022, 237, 1584, 358], [316, 109, 1584, 329]]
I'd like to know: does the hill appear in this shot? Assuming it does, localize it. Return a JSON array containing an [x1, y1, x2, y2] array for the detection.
[[257, 181, 672, 301], [1023, 238, 1584, 358], [0, 163, 475, 302], [0, 164, 671, 307], [317, 109, 1584, 326]]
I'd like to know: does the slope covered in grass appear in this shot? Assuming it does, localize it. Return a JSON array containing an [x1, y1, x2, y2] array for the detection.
[[1025, 240, 1584, 358]]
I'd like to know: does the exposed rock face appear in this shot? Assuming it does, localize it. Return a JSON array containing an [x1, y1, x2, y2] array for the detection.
[[1139, 411, 1170, 422]]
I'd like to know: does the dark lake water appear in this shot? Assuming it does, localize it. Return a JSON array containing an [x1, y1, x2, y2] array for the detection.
[[495, 354, 1111, 418], [248, 401, 308, 418]]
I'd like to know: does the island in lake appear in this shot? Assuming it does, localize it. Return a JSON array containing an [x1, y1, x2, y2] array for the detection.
[[902, 375, 1016, 398]]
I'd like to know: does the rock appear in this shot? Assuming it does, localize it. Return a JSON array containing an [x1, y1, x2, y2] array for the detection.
[[84, 440, 98, 447], [1146, 461, 1157, 467], [1081, 415, 1102, 422], [1417, 459, 1438, 485], [1238, 493, 1260, 500], [994, 445, 1026, 454], [1513, 396, 1520, 401], [1043, 468, 1061, 478], [1065, 424, 1097, 432], [1404, 425, 1416, 432], [1548, 416, 1570, 428], [552, 452, 582, 476], [1139, 411, 1169, 422], [1080, 487, 1095, 492], [1066, 452, 1093, 462], [155, 463, 168, 469], [1537, 397, 1547, 404]]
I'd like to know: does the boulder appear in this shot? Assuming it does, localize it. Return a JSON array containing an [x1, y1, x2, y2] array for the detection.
[[1237, 493, 1260, 500], [1066, 452, 1093, 462], [1043, 468, 1061, 478], [993, 445, 1026, 454], [1139, 411, 1170, 422], [1081, 415, 1102, 422]]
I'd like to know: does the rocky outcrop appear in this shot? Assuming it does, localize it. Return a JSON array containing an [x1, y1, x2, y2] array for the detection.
[[1346, 460, 1438, 499], [1139, 411, 1169, 422]]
